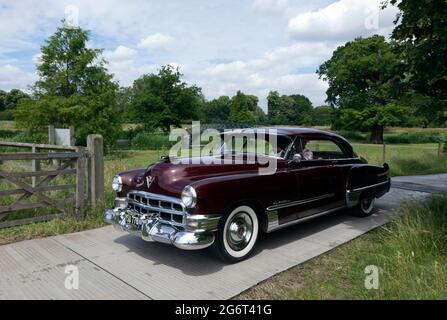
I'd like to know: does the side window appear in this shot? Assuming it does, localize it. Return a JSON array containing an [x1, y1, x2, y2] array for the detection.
[[300, 139, 348, 160]]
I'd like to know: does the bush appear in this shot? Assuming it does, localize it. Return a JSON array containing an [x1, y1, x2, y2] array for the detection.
[[334, 130, 367, 142], [0, 110, 14, 121], [10, 131, 47, 144], [0, 130, 16, 140], [131, 132, 175, 150], [384, 132, 446, 144]]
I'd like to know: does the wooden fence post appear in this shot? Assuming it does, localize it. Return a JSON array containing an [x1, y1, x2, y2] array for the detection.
[[31, 146, 41, 187], [75, 147, 86, 218], [87, 134, 104, 208]]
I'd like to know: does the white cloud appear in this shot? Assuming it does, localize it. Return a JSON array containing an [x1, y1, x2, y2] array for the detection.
[[104, 45, 137, 62], [194, 41, 335, 109], [103, 45, 156, 86], [0, 64, 37, 91], [288, 0, 398, 41], [137, 33, 174, 50]]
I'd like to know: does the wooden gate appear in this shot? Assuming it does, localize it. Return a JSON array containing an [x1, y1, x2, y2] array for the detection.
[[0, 141, 88, 228]]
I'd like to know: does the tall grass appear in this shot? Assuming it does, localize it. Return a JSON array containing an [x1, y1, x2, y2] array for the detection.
[[238, 193, 447, 300]]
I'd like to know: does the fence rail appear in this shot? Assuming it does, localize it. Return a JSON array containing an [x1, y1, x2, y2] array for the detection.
[[0, 136, 103, 229]]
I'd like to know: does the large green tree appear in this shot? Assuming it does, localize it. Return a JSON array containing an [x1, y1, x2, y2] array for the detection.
[[386, 0, 447, 100], [200, 96, 231, 123], [0, 89, 29, 120], [15, 22, 120, 146], [228, 91, 265, 125], [311, 105, 335, 126], [130, 65, 202, 133], [267, 91, 313, 125], [317, 35, 408, 143], [385, 0, 447, 125]]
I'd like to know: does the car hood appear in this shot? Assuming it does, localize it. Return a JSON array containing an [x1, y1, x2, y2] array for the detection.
[[118, 154, 276, 198]]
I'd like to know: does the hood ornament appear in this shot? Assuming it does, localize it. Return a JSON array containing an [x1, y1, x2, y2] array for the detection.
[[146, 175, 154, 188]]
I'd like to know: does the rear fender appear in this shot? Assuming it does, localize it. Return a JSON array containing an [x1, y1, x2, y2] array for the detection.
[[346, 163, 391, 208]]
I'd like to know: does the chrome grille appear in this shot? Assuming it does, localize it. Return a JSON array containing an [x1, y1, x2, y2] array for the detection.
[[127, 191, 185, 227]]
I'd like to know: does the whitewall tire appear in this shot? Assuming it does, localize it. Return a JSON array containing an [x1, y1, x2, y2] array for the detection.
[[215, 205, 259, 263]]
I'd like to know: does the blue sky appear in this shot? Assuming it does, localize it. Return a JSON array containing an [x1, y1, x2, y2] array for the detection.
[[0, 0, 399, 110]]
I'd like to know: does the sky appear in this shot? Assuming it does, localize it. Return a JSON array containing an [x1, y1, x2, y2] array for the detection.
[[0, 0, 399, 110]]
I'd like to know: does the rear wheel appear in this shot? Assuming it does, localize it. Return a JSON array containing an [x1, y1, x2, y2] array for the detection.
[[214, 205, 259, 263], [352, 197, 375, 217]]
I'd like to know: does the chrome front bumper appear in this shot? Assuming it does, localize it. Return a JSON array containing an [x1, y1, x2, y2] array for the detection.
[[104, 208, 219, 250]]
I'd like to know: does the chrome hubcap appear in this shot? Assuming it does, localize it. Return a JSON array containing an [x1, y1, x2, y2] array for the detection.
[[226, 212, 253, 251], [361, 198, 375, 213]]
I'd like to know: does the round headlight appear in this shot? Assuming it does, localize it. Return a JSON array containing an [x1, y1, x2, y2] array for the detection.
[[181, 185, 197, 208], [112, 175, 122, 192]]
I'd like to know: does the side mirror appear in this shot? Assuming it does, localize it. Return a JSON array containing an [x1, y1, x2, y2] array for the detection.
[[292, 153, 302, 163]]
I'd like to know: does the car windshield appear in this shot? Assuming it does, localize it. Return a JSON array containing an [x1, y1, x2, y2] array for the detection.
[[218, 133, 293, 159]]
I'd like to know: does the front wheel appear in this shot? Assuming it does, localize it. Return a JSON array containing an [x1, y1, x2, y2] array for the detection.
[[352, 197, 376, 217], [214, 205, 259, 263]]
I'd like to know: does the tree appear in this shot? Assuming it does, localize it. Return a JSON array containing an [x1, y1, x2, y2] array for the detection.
[[15, 22, 120, 147], [228, 91, 259, 125], [0, 90, 5, 112], [311, 105, 335, 126], [267, 91, 313, 125], [317, 35, 408, 143], [200, 96, 231, 123], [385, 0, 447, 125], [0, 89, 30, 120], [130, 65, 202, 133], [386, 0, 447, 101]]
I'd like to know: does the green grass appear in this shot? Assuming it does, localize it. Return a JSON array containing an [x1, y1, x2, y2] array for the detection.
[[237, 193, 447, 300], [352, 143, 447, 176]]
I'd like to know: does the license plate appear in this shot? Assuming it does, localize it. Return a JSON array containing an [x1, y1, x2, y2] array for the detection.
[[125, 213, 139, 226]]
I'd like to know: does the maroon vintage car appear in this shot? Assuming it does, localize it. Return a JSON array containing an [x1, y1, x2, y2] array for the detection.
[[104, 128, 390, 262]]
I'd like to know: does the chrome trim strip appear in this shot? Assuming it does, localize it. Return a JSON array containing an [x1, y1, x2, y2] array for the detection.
[[267, 206, 345, 233], [185, 214, 221, 232], [266, 193, 335, 211], [348, 180, 390, 193]]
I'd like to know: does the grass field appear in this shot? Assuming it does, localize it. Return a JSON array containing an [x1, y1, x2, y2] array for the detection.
[[237, 193, 447, 300]]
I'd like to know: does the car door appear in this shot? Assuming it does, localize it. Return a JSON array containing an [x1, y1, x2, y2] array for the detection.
[[291, 137, 348, 219]]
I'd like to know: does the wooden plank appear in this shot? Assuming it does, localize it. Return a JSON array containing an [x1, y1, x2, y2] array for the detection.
[[2, 169, 76, 178], [0, 141, 77, 151], [0, 184, 76, 196], [0, 202, 48, 214], [0, 172, 68, 214], [31, 146, 41, 187], [75, 151, 86, 218], [0, 214, 63, 229], [0, 152, 83, 161], [87, 135, 104, 207]]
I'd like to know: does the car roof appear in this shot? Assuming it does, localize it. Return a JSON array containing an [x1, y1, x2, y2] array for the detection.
[[222, 127, 339, 138]]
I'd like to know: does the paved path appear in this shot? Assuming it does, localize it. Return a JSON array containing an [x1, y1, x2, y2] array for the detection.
[[0, 174, 446, 300]]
